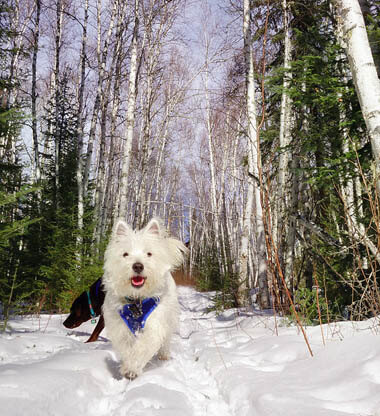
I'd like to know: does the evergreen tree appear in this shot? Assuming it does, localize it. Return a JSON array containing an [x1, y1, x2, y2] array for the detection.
[[0, 0, 38, 328], [20, 70, 102, 311], [264, 0, 376, 320]]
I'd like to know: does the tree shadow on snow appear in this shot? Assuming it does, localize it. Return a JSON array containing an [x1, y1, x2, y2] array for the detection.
[[178, 298, 209, 314], [215, 307, 275, 322]]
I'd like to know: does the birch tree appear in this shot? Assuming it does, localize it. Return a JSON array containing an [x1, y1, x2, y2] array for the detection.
[[83, 0, 119, 204], [240, 0, 270, 308], [96, 1, 129, 240], [117, 0, 140, 221], [53, 0, 63, 210], [31, 0, 41, 193], [203, 28, 221, 267], [75, 0, 88, 251], [275, 0, 296, 289], [334, 0, 380, 196]]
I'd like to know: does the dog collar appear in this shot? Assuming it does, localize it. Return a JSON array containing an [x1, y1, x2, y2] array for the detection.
[[86, 290, 97, 322], [119, 297, 160, 336]]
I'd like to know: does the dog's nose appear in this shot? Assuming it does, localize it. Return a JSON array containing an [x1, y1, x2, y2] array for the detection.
[[132, 262, 144, 274]]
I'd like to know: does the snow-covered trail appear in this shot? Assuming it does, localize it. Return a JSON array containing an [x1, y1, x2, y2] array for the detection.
[[1, 286, 380, 416], [0, 287, 231, 416], [104, 286, 232, 415]]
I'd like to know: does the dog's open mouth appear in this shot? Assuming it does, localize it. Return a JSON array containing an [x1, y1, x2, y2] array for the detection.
[[131, 275, 145, 288]]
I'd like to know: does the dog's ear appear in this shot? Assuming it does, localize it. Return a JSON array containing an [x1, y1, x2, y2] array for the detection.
[[144, 218, 162, 237], [114, 220, 131, 237]]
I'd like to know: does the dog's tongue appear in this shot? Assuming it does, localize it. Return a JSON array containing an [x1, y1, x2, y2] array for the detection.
[[131, 276, 145, 287]]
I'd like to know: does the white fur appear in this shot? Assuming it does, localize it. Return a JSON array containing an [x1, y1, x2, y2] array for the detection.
[[102, 218, 187, 379]]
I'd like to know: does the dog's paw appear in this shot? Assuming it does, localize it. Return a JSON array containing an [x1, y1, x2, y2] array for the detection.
[[124, 371, 138, 380], [158, 352, 170, 361], [120, 362, 139, 380], [158, 345, 171, 361]]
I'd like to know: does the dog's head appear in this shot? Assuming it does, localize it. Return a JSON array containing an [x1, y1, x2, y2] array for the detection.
[[63, 292, 90, 328], [103, 218, 187, 299]]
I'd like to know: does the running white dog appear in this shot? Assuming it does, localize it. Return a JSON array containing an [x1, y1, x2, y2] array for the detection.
[[102, 218, 186, 379]]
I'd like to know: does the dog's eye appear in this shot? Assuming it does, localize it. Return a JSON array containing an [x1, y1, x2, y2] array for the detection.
[[147, 252, 152, 257], [123, 252, 129, 257]]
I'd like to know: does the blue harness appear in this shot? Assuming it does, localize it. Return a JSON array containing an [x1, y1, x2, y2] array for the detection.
[[119, 297, 160, 336]]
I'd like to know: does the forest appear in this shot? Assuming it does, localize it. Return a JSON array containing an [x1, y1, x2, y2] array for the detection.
[[1, 0, 380, 328]]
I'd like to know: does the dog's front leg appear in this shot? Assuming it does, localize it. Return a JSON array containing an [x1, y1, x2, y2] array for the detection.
[[120, 330, 163, 379], [86, 315, 104, 343], [157, 337, 172, 361]]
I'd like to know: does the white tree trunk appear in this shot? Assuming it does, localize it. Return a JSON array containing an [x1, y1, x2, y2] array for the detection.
[[238, 0, 255, 306], [335, 0, 380, 195], [284, 155, 299, 291], [240, 0, 270, 308], [54, 0, 63, 209], [31, 0, 41, 189], [277, 0, 292, 246], [100, 1, 128, 237], [118, 0, 140, 220], [83, 0, 118, 198], [204, 51, 220, 261], [76, 0, 88, 253]]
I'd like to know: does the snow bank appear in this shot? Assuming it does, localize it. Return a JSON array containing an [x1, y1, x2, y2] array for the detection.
[[0, 286, 380, 415]]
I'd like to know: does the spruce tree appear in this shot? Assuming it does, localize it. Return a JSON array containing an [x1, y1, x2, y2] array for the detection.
[[0, 0, 38, 328]]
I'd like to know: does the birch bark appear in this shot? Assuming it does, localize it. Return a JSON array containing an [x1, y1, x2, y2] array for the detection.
[[76, 0, 89, 252], [240, 0, 270, 308], [334, 0, 380, 195], [99, 2, 128, 237], [54, 0, 63, 209], [277, 0, 295, 290], [94, 8, 127, 243], [277, 0, 292, 245], [83, 0, 119, 198], [118, 0, 140, 220], [204, 50, 221, 262], [31, 0, 41, 190]]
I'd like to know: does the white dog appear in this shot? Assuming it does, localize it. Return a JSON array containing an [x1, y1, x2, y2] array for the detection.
[[102, 218, 186, 379]]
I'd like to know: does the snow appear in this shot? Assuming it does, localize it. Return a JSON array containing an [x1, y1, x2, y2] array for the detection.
[[1, 286, 380, 416]]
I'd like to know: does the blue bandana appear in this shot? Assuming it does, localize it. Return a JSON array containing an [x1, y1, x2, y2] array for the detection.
[[119, 297, 160, 336]]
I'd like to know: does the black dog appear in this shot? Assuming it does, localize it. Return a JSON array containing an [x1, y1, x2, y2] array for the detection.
[[63, 278, 105, 343]]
